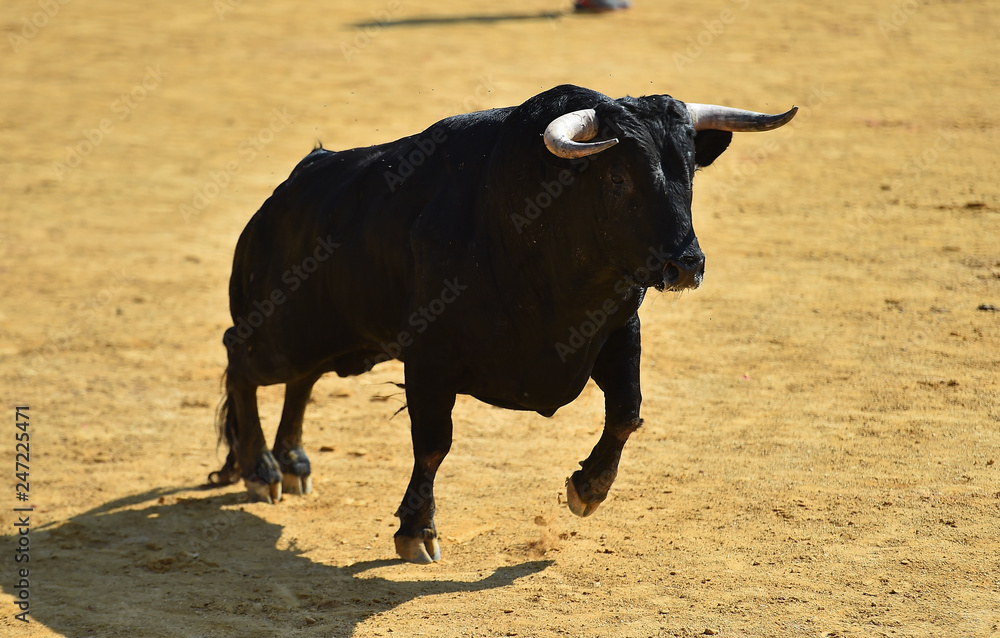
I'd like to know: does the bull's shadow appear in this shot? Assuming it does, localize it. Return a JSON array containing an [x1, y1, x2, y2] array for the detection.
[[351, 10, 566, 29], [1, 488, 549, 637]]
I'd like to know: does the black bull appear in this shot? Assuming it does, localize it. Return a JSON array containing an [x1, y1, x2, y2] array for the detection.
[[207, 84, 796, 563]]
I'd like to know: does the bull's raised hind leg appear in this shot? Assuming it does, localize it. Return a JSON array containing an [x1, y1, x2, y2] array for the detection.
[[567, 315, 643, 517], [394, 366, 456, 563], [272, 374, 321, 496]]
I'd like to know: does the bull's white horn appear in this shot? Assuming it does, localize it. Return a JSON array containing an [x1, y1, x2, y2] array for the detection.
[[543, 109, 620, 159], [686, 103, 798, 132]]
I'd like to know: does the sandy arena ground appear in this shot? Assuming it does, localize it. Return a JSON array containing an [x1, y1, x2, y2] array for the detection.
[[1, 0, 998, 636]]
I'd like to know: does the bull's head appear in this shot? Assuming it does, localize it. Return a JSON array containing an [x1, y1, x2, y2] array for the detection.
[[538, 93, 796, 292]]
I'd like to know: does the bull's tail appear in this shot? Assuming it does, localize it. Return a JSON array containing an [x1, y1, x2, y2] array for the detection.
[[207, 370, 241, 486], [216, 372, 237, 449]]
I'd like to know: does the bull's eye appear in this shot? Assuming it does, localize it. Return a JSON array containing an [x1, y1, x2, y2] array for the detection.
[[611, 172, 626, 184]]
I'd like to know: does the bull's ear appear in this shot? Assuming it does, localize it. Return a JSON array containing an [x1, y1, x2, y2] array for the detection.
[[694, 129, 733, 168]]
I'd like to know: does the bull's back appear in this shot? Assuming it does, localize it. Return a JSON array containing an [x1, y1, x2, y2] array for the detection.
[[227, 109, 511, 378], [228, 145, 418, 372]]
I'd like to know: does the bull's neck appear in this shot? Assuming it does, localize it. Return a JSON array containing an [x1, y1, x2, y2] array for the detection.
[[480, 205, 627, 312]]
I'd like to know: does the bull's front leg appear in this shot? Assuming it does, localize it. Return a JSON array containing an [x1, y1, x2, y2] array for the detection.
[[567, 314, 643, 517], [394, 364, 456, 564]]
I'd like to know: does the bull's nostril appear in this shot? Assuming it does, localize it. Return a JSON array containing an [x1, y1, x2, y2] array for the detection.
[[663, 262, 681, 284]]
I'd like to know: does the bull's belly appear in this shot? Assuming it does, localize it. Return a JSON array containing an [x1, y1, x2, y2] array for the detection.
[[468, 388, 584, 417], [459, 353, 597, 416]]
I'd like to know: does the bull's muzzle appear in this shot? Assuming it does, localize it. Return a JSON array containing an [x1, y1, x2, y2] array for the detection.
[[662, 253, 705, 291]]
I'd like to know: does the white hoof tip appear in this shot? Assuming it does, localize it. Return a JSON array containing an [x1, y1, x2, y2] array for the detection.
[[282, 474, 312, 496], [245, 479, 282, 504], [395, 532, 441, 564], [566, 477, 601, 517], [207, 470, 240, 486], [427, 537, 441, 562]]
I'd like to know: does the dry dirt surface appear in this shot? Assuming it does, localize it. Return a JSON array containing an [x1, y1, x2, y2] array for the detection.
[[2, 0, 999, 636]]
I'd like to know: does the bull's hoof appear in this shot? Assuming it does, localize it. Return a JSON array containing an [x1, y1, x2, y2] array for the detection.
[[282, 473, 312, 496], [245, 478, 282, 504], [275, 447, 311, 496], [207, 465, 241, 486], [243, 452, 283, 503], [394, 529, 441, 564], [566, 474, 603, 517]]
